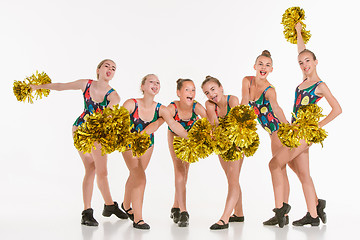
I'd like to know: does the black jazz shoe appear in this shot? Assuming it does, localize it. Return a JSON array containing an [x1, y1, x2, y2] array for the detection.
[[210, 220, 229, 230], [133, 220, 150, 230], [292, 212, 320, 226], [102, 201, 128, 219], [229, 214, 244, 222], [317, 199, 327, 224], [81, 208, 99, 227], [178, 211, 189, 227], [121, 202, 134, 221], [263, 215, 289, 226], [273, 203, 291, 228], [170, 207, 181, 223]]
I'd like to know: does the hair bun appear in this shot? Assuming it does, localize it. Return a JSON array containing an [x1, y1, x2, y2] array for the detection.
[[176, 78, 183, 84], [262, 50, 271, 57]]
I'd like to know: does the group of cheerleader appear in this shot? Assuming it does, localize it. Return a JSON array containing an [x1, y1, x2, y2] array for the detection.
[[28, 22, 341, 230]]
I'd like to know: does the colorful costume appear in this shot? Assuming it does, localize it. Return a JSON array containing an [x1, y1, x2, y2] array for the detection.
[[168, 101, 199, 133], [291, 80, 323, 123], [129, 98, 162, 147], [215, 95, 232, 118], [73, 80, 115, 127], [248, 78, 280, 134]]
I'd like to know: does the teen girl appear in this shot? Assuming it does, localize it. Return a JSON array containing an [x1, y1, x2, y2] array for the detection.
[[31, 59, 128, 226], [268, 23, 342, 226], [240, 50, 292, 227], [167, 78, 207, 227], [201, 76, 243, 230], [121, 74, 189, 230]]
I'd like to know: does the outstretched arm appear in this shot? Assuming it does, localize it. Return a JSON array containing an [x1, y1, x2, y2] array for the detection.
[[30, 79, 88, 92], [240, 77, 251, 105], [205, 100, 218, 126], [295, 22, 306, 53], [142, 119, 165, 135], [195, 103, 208, 119], [160, 105, 188, 139], [266, 88, 289, 124], [316, 83, 342, 128]]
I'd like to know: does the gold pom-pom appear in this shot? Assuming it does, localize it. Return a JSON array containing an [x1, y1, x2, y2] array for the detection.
[[277, 123, 301, 148], [281, 6, 311, 44], [73, 105, 133, 155], [220, 143, 244, 162], [188, 118, 214, 159], [212, 124, 232, 155], [130, 131, 151, 157], [278, 104, 327, 148], [13, 71, 51, 103], [173, 137, 199, 163]]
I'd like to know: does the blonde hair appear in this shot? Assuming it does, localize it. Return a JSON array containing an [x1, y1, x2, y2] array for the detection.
[[96, 59, 115, 79], [255, 50, 273, 64], [201, 75, 222, 89], [140, 74, 158, 93]]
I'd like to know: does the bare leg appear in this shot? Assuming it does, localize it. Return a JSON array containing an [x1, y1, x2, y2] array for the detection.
[[122, 147, 153, 224], [216, 156, 243, 224], [168, 131, 190, 212], [290, 149, 318, 217]]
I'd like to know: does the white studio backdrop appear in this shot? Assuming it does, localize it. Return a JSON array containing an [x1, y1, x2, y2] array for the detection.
[[0, 0, 358, 239]]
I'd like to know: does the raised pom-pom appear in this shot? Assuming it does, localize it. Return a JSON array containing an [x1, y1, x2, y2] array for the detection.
[[13, 71, 51, 103], [281, 6, 311, 44]]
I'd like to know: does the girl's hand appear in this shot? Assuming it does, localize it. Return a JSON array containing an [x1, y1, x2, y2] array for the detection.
[[295, 22, 302, 33]]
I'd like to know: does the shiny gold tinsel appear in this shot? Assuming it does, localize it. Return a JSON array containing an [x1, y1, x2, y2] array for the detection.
[[221, 105, 259, 158], [173, 137, 199, 163], [220, 143, 244, 162], [73, 105, 133, 155], [173, 118, 213, 163], [281, 7, 311, 44], [130, 130, 151, 157], [13, 71, 51, 103], [278, 104, 327, 148]]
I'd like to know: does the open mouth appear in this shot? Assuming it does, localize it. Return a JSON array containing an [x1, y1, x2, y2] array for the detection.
[[151, 87, 158, 92], [186, 96, 193, 101], [260, 71, 267, 76], [211, 96, 218, 102], [304, 67, 310, 72]]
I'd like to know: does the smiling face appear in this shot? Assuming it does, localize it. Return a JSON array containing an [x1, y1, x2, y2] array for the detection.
[[298, 51, 318, 76], [202, 80, 223, 103], [177, 80, 195, 105], [96, 60, 116, 81], [141, 74, 160, 96], [254, 56, 273, 79]]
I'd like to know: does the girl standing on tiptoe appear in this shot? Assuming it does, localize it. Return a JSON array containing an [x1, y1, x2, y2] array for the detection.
[[268, 22, 342, 227], [168, 78, 207, 227], [121, 74, 189, 230], [31, 59, 128, 227], [201, 76, 243, 230], [240, 50, 291, 228]]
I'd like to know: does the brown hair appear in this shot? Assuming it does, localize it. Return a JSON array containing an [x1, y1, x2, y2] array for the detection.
[[96, 59, 115, 79], [298, 49, 317, 60], [201, 75, 222, 89], [140, 74, 158, 93], [176, 78, 193, 91], [255, 50, 273, 64]]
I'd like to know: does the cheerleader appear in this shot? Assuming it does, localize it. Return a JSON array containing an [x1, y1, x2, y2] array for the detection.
[[167, 78, 207, 227], [121, 74, 189, 230], [240, 50, 291, 227], [30, 59, 128, 226], [201, 76, 243, 230], [268, 23, 342, 226]]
